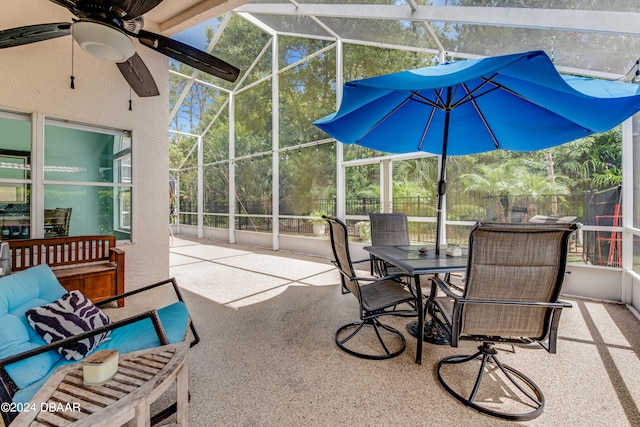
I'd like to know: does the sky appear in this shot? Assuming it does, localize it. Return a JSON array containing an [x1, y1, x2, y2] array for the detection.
[[171, 17, 220, 51]]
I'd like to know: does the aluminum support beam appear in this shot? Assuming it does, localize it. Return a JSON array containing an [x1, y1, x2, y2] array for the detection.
[[235, 4, 640, 36]]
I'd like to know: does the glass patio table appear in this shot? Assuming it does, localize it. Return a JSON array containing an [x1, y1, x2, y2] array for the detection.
[[363, 245, 467, 364]]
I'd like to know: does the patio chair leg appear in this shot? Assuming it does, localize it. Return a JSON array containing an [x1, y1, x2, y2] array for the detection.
[[335, 318, 406, 360], [437, 343, 545, 421]]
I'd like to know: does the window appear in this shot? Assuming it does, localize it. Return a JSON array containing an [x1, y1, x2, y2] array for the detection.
[[0, 110, 133, 241], [0, 112, 31, 239], [44, 120, 133, 240]]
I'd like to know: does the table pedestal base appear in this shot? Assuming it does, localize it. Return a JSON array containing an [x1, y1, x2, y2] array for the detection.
[[408, 319, 449, 345]]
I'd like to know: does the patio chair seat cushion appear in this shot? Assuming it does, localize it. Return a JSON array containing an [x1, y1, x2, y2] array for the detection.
[[11, 301, 190, 405]]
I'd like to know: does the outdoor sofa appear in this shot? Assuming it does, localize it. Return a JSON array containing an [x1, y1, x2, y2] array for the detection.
[[0, 264, 198, 425]]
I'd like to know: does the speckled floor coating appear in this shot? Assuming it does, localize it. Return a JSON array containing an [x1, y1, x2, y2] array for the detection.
[[112, 236, 640, 427]]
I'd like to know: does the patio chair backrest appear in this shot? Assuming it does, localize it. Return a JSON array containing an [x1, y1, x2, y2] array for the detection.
[[44, 208, 72, 237], [324, 216, 361, 299], [460, 222, 577, 340], [369, 213, 410, 246], [528, 214, 579, 224]]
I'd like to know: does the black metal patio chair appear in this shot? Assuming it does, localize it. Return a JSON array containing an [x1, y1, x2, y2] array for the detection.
[[324, 215, 418, 360], [368, 212, 411, 277], [426, 221, 577, 420]]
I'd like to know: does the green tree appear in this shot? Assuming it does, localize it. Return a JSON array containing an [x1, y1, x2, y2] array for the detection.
[[461, 162, 515, 221]]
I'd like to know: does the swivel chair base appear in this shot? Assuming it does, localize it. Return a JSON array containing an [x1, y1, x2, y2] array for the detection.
[[437, 342, 545, 421], [336, 318, 406, 360]]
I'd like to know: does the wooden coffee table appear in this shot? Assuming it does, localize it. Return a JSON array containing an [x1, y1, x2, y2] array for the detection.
[[12, 342, 189, 427]]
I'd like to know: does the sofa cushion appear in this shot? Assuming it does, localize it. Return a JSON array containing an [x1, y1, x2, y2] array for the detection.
[[98, 302, 189, 353], [0, 264, 67, 317], [0, 265, 67, 389], [26, 291, 112, 361], [11, 301, 190, 405]]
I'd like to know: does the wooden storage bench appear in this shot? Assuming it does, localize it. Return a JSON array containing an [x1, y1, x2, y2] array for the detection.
[[8, 235, 125, 307]]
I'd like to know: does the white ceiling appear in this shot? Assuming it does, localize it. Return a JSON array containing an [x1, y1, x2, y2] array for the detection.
[[144, 0, 254, 36]]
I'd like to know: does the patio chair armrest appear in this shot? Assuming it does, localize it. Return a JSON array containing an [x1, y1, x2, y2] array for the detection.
[[348, 272, 411, 284], [456, 298, 572, 309], [432, 276, 464, 300], [0, 310, 168, 369], [332, 259, 411, 284]]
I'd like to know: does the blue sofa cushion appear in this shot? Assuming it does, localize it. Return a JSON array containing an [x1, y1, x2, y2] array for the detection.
[[26, 290, 112, 361], [11, 301, 190, 405], [97, 301, 190, 353], [0, 265, 67, 389]]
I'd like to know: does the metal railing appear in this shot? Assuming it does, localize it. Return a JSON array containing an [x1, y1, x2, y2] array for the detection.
[[177, 189, 621, 266]]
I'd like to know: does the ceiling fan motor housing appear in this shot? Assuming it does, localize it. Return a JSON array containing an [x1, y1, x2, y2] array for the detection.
[[72, 20, 135, 63]]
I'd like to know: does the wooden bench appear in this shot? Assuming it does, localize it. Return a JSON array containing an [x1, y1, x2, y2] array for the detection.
[[8, 236, 125, 307]]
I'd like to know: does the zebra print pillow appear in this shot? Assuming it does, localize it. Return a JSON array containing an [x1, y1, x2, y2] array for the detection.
[[26, 290, 112, 360]]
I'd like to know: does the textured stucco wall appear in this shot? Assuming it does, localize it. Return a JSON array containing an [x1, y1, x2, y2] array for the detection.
[[0, 0, 171, 288]]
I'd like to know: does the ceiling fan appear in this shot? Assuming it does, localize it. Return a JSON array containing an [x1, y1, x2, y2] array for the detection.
[[0, 0, 240, 97]]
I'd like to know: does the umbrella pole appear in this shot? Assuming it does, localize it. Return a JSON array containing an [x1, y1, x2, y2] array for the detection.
[[435, 88, 452, 255]]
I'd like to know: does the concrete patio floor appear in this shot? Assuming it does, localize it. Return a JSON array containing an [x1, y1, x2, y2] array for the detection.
[[156, 235, 640, 426]]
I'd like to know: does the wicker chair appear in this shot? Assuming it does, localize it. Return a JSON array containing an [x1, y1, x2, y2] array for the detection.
[[368, 213, 410, 277], [427, 221, 577, 420], [324, 216, 418, 360]]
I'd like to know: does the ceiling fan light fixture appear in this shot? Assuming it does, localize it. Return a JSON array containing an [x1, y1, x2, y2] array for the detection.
[[72, 20, 135, 63]]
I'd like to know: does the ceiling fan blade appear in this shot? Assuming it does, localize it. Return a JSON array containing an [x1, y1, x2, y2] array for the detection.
[[136, 30, 240, 83], [0, 23, 71, 49], [110, 0, 165, 20], [116, 52, 160, 97]]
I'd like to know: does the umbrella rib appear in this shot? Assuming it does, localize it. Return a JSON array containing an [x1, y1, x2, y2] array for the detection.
[[480, 77, 589, 129], [412, 89, 446, 110], [417, 105, 437, 151], [462, 83, 500, 149], [450, 73, 501, 109], [354, 73, 522, 150], [413, 76, 501, 111], [355, 94, 414, 143], [430, 87, 446, 109], [482, 76, 545, 106], [433, 85, 461, 109]]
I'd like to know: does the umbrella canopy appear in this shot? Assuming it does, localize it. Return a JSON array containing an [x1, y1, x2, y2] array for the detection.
[[313, 50, 640, 252]]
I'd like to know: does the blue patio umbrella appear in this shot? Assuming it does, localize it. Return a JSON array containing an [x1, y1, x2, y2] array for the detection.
[[314, 50, 640, 253]]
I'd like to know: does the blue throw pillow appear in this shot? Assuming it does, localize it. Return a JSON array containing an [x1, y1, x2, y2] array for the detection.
[[26, 291, 112, 360]]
